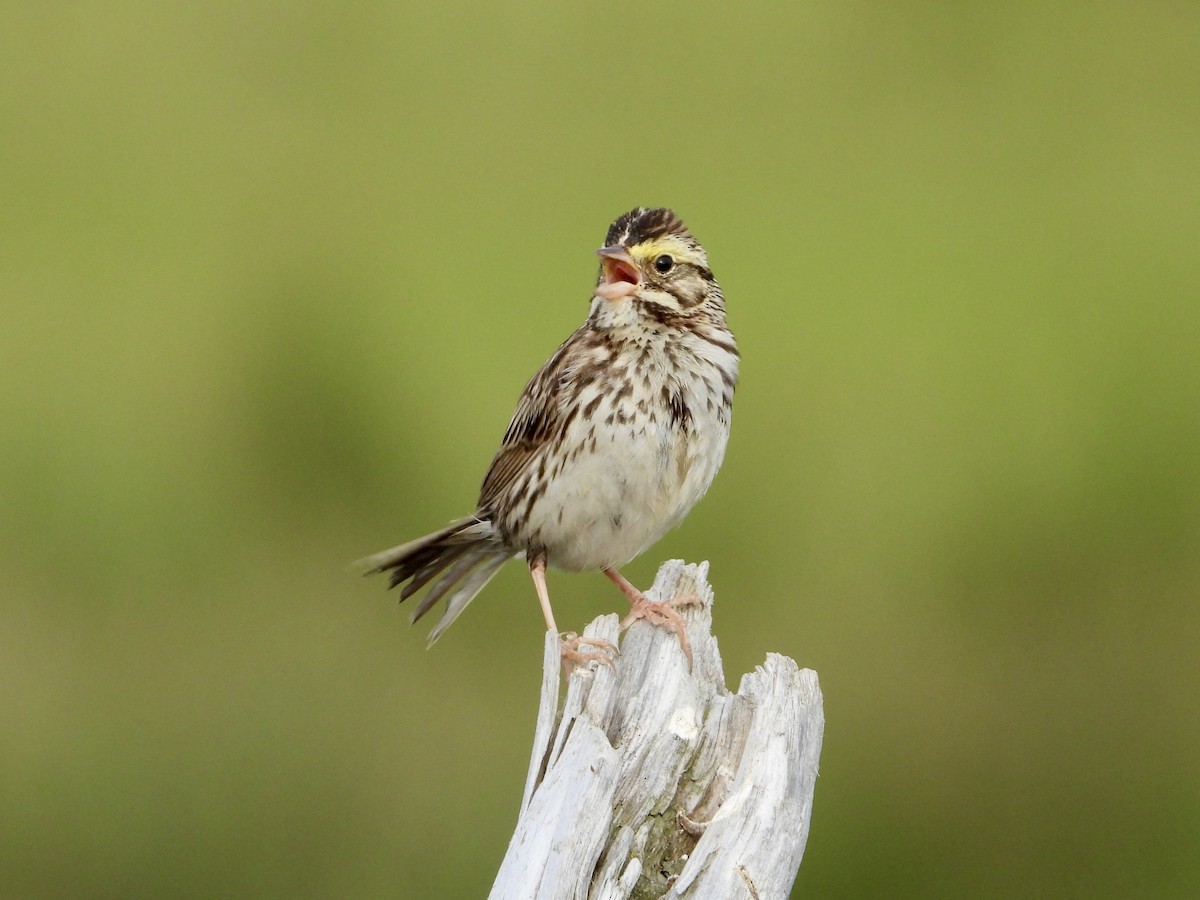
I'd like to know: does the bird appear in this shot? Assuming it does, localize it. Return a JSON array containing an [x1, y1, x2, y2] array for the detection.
[[358, 207, 738, 670]]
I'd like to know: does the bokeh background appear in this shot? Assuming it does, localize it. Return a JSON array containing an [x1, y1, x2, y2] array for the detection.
[[3, 3, 1197, 897]]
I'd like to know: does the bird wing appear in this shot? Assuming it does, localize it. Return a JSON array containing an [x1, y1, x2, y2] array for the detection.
[[478, 331, 580, 512]]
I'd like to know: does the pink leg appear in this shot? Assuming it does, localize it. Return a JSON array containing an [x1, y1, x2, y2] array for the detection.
[[603, 567, 698, 672], [529, 556, 558, 633], [529, 558, 617, 670]]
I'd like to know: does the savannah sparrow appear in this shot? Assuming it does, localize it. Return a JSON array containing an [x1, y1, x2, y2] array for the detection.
[[359, 208, 738, 669]]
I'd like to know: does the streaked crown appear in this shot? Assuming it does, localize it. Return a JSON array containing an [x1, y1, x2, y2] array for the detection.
[[604, 208, 694, 248]]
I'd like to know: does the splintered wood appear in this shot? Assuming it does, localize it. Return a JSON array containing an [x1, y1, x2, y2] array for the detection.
[[491, 560, 824, 900]]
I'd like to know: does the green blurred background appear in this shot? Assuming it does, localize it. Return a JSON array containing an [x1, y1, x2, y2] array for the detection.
[[2, 2, 1197, 897]]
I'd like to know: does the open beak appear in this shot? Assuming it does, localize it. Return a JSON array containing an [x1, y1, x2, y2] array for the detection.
[[594, 245, 640, 301]]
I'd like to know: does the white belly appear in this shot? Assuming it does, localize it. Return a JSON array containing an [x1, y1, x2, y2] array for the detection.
[[525, 380, 730, 572]]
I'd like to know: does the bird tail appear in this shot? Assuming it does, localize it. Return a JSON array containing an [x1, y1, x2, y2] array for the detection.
[[356, 516, 516, 645]]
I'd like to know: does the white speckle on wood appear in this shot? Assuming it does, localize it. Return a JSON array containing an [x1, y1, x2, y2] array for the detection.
[[490, 560, 824, 900]]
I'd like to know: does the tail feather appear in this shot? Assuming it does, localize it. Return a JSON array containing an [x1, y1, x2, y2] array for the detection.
[[409, 545, 491, 623], [389, 536, 475, 590], [357, 516, 477, 577], [398, 543, 473, 599], [357, 516, 516, 642], [427, 553, 510, 645]]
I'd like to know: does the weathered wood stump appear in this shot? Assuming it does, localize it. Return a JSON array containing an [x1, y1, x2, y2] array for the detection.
[[491, 560, 824, 899]]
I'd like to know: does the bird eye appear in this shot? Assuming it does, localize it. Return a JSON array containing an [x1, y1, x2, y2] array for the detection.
[[654, 254, 674, 273]]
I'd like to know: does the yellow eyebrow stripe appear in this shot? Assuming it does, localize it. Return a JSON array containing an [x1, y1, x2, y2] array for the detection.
[[629, 237, 704, 266]]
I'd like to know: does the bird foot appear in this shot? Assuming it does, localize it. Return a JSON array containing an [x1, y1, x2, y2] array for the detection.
[[619, 594, 699, 673], [558, 632, 618, 673]]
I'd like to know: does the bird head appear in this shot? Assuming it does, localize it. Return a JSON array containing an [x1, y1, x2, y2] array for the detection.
[[593, 208, 717, 314]]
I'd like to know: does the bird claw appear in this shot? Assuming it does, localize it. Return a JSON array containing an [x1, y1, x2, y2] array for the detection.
[[558, 631, 619, 671], [620, 595, 698, 673]]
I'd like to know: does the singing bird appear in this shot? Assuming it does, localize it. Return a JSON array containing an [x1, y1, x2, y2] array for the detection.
[[359, 208, 738, 668]]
